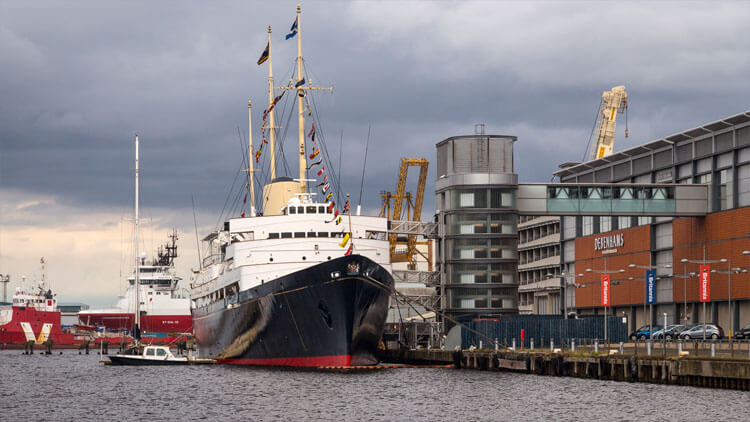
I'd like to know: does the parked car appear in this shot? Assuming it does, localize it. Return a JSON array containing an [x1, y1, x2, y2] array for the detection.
[[652, 324, 686, 340], [680, 324, 724, 340], [733, 323, 750, 339], [629, 324, 664, 340]]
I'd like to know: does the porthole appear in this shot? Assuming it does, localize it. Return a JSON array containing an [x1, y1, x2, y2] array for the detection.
[[302, 256, 306, 260], [269, 257, 274, 262], [327, 256, 331, 260]]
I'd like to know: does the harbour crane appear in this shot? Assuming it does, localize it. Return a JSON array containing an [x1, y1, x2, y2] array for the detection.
[[378, 158, 432, 269], [586, 85, 628, 161]]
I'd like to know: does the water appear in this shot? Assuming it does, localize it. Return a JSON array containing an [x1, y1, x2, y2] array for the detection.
[[1, 350, 747, 421]]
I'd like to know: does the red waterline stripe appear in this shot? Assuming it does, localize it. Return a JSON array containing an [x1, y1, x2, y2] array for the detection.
[[217, 354, 351, 367]]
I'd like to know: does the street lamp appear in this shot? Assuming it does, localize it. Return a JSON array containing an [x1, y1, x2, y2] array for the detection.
[[628, 263, 672, 340], [547, 272, 583, 319], [586, 267, 625, 345], [681, 258, 725, 341], [713, 258, 743, 340]]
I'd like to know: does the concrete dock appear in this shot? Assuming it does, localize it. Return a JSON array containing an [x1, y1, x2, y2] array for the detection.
[[379, 348, 750, 391]]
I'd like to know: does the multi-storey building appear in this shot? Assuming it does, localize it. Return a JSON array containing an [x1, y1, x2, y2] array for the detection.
[[518, 216, 561, 314], [435, 131, 519, 326], [555, 111, 750, 333]]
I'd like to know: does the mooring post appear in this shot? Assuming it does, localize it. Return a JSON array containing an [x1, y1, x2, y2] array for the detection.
[[550, 338, 554, 352], [571, 339, 576, 352], [479, 340, 483, 350], [619, 342, 624, 354], [678, 341, 682, 355], [530, 338, 534, 350], [512, 338, 516, 351], [647, 341, 652, 356], [594, 339, 599, 353], [494, 338, 498, 351], [710, 342, 716, 357]]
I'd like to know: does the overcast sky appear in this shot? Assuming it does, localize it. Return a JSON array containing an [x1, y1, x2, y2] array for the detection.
[[1, 1, 748, 305]]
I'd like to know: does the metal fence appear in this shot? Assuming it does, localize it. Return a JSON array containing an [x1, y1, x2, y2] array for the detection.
[[460, 315, 628, 349]]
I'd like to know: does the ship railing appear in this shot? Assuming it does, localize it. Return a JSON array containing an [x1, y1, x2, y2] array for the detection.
[[202, 253, 222, 268]]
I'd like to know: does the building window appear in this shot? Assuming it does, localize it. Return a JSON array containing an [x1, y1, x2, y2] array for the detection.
[[600, 216, 611, 233], [582, 216, 593, 236], [717, 169, 732, 210], [739, 164, 750, 206], [695, 173, 711, 184]]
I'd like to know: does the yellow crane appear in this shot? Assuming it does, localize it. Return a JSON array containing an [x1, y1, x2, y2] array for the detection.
[[378, 158, 432, 269], [587, 85, 628, 161]]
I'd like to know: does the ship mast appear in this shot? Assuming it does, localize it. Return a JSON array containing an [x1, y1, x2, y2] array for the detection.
[[267, 26, 278, 180], [295, 4, 306, 193], [247, 100, 256, 216], [134, 134, 141, 341]]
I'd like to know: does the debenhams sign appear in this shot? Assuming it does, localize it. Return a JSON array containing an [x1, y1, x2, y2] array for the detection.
[[594, 233, 624, 251]]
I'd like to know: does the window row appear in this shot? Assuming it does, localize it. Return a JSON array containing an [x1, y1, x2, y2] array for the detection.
[[446, 238, 518, 260], [445, 213, 517, 235], [519, 244, 560, 266], [519, 222, 560, 244], [267, 232, 348, 239], [283, 205, 334, 215], [441, 188, 516, 210], [447, 287, 518, 310], [447, 262, 517, 284]]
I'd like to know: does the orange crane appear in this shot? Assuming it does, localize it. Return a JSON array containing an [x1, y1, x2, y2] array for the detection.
[[378, 158, 431, 269]]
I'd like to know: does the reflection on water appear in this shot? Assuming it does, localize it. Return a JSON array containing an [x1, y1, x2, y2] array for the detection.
[[0, 351, 746, 421]]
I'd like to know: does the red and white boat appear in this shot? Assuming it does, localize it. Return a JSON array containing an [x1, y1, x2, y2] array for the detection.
[[78, 232, 193, 334], [0, 258, 76, 347]]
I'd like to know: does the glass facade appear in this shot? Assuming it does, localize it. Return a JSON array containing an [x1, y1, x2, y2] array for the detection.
[[555, 112, 750, 331], [436, 134, 519, 323]]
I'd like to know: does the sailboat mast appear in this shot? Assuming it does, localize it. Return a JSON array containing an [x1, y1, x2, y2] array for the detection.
[[267, 26, 277, 180], [296, 4, 307, 193], [134, 134, 141, 338], [248, 100, 256, 216]]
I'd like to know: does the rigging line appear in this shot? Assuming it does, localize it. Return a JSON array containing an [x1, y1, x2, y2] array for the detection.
[[214, 166, 243, 230], [276, 95, 295, 177], [338, 129, 343, 204], [358, 124, 371, 207], [582, 98, 604, 162], [191, 195, 202, 270], [309, 92, 341, 204], [237, 127, 250, 196]]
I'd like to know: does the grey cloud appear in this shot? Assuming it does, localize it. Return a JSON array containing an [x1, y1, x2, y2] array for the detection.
[[1, 0, 748, 223]]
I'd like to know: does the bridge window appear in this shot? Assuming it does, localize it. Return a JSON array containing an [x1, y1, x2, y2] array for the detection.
[[317, 232, 329, 237], [268, 233, 280, 239], [307, 206, 317, 214], [281, 232, 292, 239], [297, 206, 305, 214], [307, 232, 317, 238], [294, 232, 306, 238], [319, 206, 326, 213], [288, 207, 296, 214]]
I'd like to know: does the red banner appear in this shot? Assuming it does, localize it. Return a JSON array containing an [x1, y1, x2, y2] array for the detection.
[[601, 274, 610, 306], [700, 265, 710, 302]]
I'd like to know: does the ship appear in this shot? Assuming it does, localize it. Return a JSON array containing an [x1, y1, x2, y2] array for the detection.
[[190, 6, 394, 367], [78, 134, 192, 337], [78, 234, 192, 335], [0, 258, 76, 347]]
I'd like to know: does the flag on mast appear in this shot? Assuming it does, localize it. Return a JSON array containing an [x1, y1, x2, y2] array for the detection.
[[285, 17, 298, 40], [257, 42, 269, 65]]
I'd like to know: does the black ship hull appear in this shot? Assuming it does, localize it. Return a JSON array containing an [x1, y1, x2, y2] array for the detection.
[[192, 255, 393, 367]]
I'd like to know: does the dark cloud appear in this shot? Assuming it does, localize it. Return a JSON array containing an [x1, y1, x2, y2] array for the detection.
[[1, 0, 748, 224]]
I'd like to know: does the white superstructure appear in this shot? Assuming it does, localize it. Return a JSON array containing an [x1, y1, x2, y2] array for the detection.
[[190, 195, 391, 308]]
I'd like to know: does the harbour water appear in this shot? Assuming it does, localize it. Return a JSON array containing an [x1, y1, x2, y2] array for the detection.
[[1, 350, 746, 421]]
